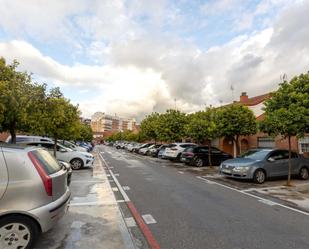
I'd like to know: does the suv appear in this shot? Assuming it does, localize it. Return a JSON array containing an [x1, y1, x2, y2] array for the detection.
[[23, 141, 94, 170], [0, 144, 71, 248], [162, 143, 196, 161]]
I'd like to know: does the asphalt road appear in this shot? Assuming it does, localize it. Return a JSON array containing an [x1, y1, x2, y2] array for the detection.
[[98, 145, 309, 249]]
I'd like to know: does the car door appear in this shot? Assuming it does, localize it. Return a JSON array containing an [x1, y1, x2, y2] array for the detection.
[[0, 148, 9, 200], [266, 150, 289, 177]]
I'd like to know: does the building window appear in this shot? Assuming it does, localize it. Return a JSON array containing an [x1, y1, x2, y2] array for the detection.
[[257, 137, 275, 148], [299, 137, 309, 154]]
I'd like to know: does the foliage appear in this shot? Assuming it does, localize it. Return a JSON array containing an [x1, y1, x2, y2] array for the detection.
[[260, 73, 309, 185], [156, 109, 188, 142], [216, 104, 257, 155], [76, 123, 94, 142], [140, 112, 160, 141], [0, 58, 45, 143]]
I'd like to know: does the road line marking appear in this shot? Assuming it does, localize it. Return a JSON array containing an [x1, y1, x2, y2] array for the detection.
[[99, 153, 130, 202], [117, 200, 125, 203], [196, 176, 309, 216], [142, 214, 157, 224], [123, 186, 131, 191], [125, 217, 137, 227], [114, 173, 120, 176], [71, 180, 105, 183], [112, 187, 119, 192], [178, 171, 184, 174], [259, 199, 276, 206]]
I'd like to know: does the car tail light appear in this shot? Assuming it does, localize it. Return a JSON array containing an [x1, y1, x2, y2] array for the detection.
[[28, 152, 52, 196], [184, 152, 194, 157], [170, 148, 177, 151]]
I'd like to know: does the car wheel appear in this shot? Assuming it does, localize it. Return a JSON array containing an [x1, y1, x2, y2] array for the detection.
[[253, 169, 266, 184], [0, 215, 39, 249], [299, 167, 309, 180], [70, 158, 84, 170], [195, 158, 203, 167]]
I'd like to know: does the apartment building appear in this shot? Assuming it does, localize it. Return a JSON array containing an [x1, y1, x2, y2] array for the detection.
[[90, 112, 137, 138]]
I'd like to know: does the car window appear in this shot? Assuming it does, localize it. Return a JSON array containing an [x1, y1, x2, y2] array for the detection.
[[268, 151, 288, 161], [240, 150, 270, 160], [180, 144, 195, 148], [197, 147, 208, 153], [40, 143, 54, 150], [31, 149, 61, 175], [291, 152, 299, 158], [211, 148, 221, 153], [184, 147, 195, 152]]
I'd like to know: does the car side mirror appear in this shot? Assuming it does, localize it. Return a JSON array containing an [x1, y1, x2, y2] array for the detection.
[[268, 157, 275, 162]]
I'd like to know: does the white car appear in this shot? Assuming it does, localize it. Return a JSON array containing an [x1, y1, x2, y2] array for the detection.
[[24, 141, 94, 170], [6, 135, 53, 143], [162, 143, 196, 161], [58, 140, 88, 152]]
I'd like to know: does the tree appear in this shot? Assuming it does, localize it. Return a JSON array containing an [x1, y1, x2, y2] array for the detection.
[[39, 88, 80, 156], [156, 109, 188, 142], [75, 123, 93, 142], [0, 58, 44, 143], [185, 108, 219, 166], [217, 104, 257, 157], [260, 73, 309, 186], [140, 112, 161, 142]]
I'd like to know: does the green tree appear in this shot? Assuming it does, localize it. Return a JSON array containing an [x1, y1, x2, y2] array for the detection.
[[76, 123, 93, 142], [157, 109, 188, 142], [39, 88, 80, 156], [140, 112, 160, 142], [185, 108, 219, 166], [0, 58, 45, 143], [217, 104, 257, 157], [260, 73, 309, 186]]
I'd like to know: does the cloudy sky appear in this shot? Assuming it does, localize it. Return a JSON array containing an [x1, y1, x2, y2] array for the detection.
[[0, 0, 308, 121]]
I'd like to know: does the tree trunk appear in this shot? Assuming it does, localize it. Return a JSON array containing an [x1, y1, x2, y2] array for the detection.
[[235, 135, 240, 157], [208, 142, 212, 168], [54, 137, 57, 157], [10, 129, 16, 144], [287, 136, 292, 186]]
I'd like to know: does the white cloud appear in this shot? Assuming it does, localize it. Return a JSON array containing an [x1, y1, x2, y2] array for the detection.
[[0, 0, 309, 121]]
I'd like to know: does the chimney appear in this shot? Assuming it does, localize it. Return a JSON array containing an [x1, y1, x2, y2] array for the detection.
[[240, 92, 248, 103]]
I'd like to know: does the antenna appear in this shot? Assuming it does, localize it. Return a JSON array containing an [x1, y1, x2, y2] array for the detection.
[[230, 84, 234, 100]]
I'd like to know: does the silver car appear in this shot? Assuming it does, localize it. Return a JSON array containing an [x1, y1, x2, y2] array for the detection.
[[0, 144, 71, 248], [220, 149, 309, 184]]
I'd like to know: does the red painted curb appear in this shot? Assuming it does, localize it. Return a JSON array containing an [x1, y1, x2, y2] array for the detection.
[[127, 201, 161, 249]]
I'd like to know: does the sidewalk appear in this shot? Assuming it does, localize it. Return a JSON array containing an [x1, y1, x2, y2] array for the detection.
[[35, 152, 136, 249]]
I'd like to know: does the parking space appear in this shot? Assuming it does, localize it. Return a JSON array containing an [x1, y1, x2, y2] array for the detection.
[[34, 154, 136, 249]]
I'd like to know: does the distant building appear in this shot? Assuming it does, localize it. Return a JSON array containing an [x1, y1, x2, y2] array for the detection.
[[90, 112, 137, 138]]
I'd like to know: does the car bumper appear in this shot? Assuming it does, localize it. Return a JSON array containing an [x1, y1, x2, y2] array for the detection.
[[29, 189, 71, 232], [220, 170, 253, 179], [85, 158, 95, 167], [180, 157, 194, 164]]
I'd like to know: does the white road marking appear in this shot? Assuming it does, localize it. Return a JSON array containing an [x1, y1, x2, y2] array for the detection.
[[106, 174, 111, 177], [112, 187, 119, 192], [125, 217, 137, 227], [259, 199, 277, 206], [178, 171, 184, 174], [71, 180, 105, 183], [196, 176, 309, 216], [142, 214, 157, 224], [122, 186, 131, 191], [114, 173, 120, 176], [99, 153, 130, 202], [117, 200, 126, 203]]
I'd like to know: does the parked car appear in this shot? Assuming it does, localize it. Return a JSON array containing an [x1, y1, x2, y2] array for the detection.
[[158, 144, 173, 158], [6, 135, 53, 144], [23, 141, 94, 170], [137, 143, 155, 154], [181, 146, 233, 167], [58, 140, 88, 152], [219, 149, 309, 184], [139, 144, 161, 155], [0, 144, 71, 248], [147, 144, 164, 156], [162, 143, 197, 161]]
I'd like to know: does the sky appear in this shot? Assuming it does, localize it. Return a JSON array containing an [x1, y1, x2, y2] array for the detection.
[[0, 0, 308, 121]]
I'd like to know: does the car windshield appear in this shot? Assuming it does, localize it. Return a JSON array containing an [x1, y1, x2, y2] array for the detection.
[[240, 150, 270, 160]]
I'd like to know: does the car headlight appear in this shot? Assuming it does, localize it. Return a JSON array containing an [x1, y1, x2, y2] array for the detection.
[[233, 166, 249, 172]]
